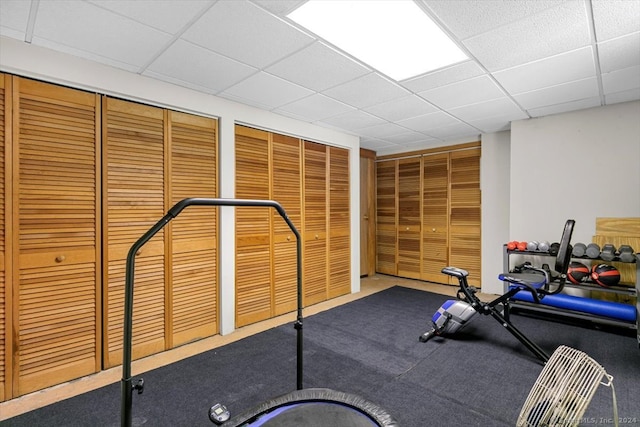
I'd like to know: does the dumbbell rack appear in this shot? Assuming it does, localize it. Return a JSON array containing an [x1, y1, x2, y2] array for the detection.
[[502, 246, 639, 347]]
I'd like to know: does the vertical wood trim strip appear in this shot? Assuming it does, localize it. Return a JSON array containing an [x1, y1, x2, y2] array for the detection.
[[164, 110, 173, 350], [10, 75, 20, 395], [94, 93, 102, 372], [3, 73, 14, 400]]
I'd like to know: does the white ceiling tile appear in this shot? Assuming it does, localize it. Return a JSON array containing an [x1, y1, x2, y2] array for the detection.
[[266, 42, 370, 92], [493, 47, 596, 94], [449, 97, 525, 122], [598, 33, 640, 73], [0, 0, 31, 39], [418, 75, 504, 109], [145, 39, 257, 93], [378, 131, 437, 145], [317, 110, 386, 130], [400, 60, 485, 93], [88, 0, 212, 34], [514, 77, 600, 110], [34, 0, 172, 68], [592, 0, 640, 41], [220, 72, 314, 110], [322, 73, 409, 109], [527, 96, 602, 117], [357, 123, 412, 138], [182, 0, 313, 68], [359, 138, 398, 151], [274, 93, 355, 122], [463, 1, 592, 71], [423, 0, 564, 40], [250, 0, 306, 16], [601, 65, 640, 94], [425, 122, 480, 140], [363, 95, 438, 122], [605, 88, 640, 105], [397, 111, 460, 133], [465, 116, 513, 133]]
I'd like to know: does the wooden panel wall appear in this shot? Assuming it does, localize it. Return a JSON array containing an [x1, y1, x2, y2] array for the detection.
[[0, 74, 8, 401], [328, 146, 350, 298], [0, 76, 219, 400], [375, 145, 481, 286], [271, 133, 301, 315], [168, 111, 218, 346], [13, 77, 101, 395], [103, 98, 166, 367], [235, 126, 272, 327]]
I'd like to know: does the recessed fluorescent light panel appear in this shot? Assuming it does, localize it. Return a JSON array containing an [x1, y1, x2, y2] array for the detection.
[[288, 0, 468, 81]]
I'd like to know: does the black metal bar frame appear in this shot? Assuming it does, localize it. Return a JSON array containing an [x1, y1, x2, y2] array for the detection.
[[121, 198, 303, 427]]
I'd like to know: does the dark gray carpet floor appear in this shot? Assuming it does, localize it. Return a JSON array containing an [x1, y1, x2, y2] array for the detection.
[[3, 286, 639, 426]]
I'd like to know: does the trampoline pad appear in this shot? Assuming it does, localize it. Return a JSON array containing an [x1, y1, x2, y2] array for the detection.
[[223, 388, 399, 427]]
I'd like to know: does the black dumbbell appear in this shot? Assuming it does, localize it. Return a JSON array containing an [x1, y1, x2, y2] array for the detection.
[[549, 242, 560, 256], [618, 245, 636, 263], [572, 243, 587, 257], [586, 243, 600, 259], [600, 244, 617, 261]]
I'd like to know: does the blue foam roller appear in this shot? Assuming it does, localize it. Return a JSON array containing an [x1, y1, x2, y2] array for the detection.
[[511, 289, 637, 323]]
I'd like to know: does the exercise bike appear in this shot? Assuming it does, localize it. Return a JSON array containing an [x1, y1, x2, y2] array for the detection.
[[419, 219, 575, 363]]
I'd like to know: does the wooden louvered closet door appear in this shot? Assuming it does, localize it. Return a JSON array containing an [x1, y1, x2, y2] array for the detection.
[[397, 157, 421, 279], [449, 148, 481, 286], [375, 160, 397, 275], [103, 97, 166, 367], [13, 77, 101, 395], [303, 141, 328, 306], [328, 146, 350, 298], [168, 111, 218, 346], [422, 153, 449, 283], [235, 126, 272, 327], [271, 133, 301, 316], [0, 74, 8, 401]]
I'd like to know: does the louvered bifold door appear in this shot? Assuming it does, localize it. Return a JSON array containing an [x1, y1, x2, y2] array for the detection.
[[422, 153, 450, 283], [0, 73, 9, 401], [235, 126, 272, 327], [375, 160, 397, 275], [103, 97, 166, 367], [13, 77, 101, 396], [271, 133, 301, 316], [449, 148, 481, 286], [397, 157, 422, 279], [303, 141, 328, 306], [328, 147, 350, 298], [168, 111, 218, 346]]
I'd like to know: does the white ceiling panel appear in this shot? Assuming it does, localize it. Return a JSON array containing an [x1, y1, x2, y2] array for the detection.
[[418, 75, 505, 110], [363, 95, 438, 122], [274, 93, 355, 122], [0, 0, 31, 39], [1, 0, 639, 153], [493, 47, 596, 94], [422, 0, 563, 40], [145, 39, 257, 93], [397, 111, 461, 133], [400, 60, 486, 93], [513, 77, 600, 110], [449, 97, 526, 122], [34, 1, 173, 69], [322, 73, 409, 109], [463, 1, 592, 71], [591, 0, 640, 41], [88, 0, 212, 34], [527, 96, 602, 117], [182, 0, 313, 68], [265, 42, 371, 92], [220, 71, 314, 110], [598, 33, 640, 74], [601, 65, 640, 94]]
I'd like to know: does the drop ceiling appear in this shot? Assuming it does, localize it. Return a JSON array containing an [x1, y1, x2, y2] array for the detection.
[[1, 0, 639, 154]]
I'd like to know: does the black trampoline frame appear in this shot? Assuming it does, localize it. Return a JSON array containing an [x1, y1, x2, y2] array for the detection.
[[120, 198, 304, 427]]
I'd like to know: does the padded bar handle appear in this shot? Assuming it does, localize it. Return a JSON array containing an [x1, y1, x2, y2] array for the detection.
[[121, 198, 303, 427]]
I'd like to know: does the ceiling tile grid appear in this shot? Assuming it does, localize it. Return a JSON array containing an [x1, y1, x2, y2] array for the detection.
[[0, 0, 638, 154]]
